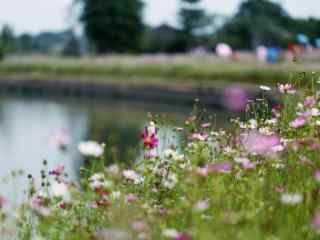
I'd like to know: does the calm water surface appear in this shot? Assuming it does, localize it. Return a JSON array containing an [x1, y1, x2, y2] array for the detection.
[[0, 94, 229, 205]]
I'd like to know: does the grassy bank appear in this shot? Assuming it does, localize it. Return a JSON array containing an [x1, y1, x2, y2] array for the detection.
[[0, 55, 319, 88]]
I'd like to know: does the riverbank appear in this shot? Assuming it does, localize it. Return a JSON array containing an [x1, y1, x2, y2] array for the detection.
[[0, 55, 318, 107]]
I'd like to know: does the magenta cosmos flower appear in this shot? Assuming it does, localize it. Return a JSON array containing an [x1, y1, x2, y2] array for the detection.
[[141, 127, 159, 149], [241, 131, 281, 155], [175, 234, 192, 240]]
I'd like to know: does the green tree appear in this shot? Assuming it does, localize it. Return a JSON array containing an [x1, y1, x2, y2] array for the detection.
[[80, 0, 144, 53], [62, 32, 81, 57], [179, 0, 209, 49], [0, 43, 4, 60], [0, 24, 16, 53], [214, 0, 293, 49], [17, 33, 33, 53]]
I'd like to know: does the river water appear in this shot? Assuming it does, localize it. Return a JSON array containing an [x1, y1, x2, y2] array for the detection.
[[0, 94, 230, 205]]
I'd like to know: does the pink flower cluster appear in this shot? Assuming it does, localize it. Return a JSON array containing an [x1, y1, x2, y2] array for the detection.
[[278, 83, 296, 94], [241, 131, 281, 155]]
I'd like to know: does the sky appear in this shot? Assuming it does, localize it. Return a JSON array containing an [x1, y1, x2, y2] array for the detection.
[[0, 0, 320, 34]]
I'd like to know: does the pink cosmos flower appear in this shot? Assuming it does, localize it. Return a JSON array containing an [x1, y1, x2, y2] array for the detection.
[[30, 195, 52, 216], [194, 200, 209, 211], [241, 131, 280, 155], [49, 129, 71, 150], [300, 156, 314, 166], [278, 83, 296, 94], [141, 127, 159, 149], [125, 194, 138, 203], [275, 186, 285, 193], [216, 43, 232, 58], [304, 96, 316, 108], [234, 157, 255, 169], [312, 213, 320, 232], [144, 149, 158, 158], [300, 111, 312, 118], [224, 86, 249, 112], [132, 221, 146, 232], [32, 195, 45, 207], [314, 170, 320, 182], [49, 165, 65, 176], [0, 196, 7, 208], [310, 143, 320, 150], [123, 170, 139, 181], [201, 123, 211, 128], [272, 104, 282, 118], [290, 117, 306, 128], [191, 133, 209, 141], [196, 167, 209, 177], [242, 160, 256, 169], [207, 161, 232, 173]]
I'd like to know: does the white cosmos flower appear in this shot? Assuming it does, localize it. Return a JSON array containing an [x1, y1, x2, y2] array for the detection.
[[260, 85, 271, 91], [162, 173, 178, 189], [249, 119, 258, 129], [88, 173, 113, 189], [265, 118, 277, 125], [280, 193, 303, 205], [78, 141, 104, 157], [147, 121, 157, 135], [51, 182, 70, 201], [194, 200, 209, 211], [122, 170, 144, 184], [162, 229, 179, 238], [311, 108, 320, 116], [123, 170, 139, 181], [89, 173, 104, 182], [110, 191, 121, 200]]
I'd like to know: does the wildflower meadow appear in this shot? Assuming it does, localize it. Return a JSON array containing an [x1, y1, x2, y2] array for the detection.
[[1, 73, 320, 240]]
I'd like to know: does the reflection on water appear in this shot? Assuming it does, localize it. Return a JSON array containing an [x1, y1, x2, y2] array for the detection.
[[0, 94, 230, 204]]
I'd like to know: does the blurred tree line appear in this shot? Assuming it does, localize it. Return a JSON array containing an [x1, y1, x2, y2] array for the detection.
[[79, 0, 320, 53], [1, 0, 320, 58], [0, 25, 82, 59]]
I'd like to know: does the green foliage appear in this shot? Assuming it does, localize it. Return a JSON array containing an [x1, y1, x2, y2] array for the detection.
[[0, 43, 4, 61], [0, 24, 16, 53], [179, 0, 210, 49], [0, 61, 293, 86], [3, 72, 320, 239], [16, 34, 34, 53], [62, 33, 81, 57], [143, 24, 187, 53], [80, 0, 145, 53], [214, 0, 320, 49]]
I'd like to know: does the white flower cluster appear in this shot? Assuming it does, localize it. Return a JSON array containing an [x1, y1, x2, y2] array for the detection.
[[123, 170, 144, 185], [78, 141, 104, 157], [89, 173, 113, 189], [280, 193, 303, 205]]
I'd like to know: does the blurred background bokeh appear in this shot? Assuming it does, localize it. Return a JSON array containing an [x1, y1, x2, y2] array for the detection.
[[0, 0, 319, 195], [1, 0, 320, 58]]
